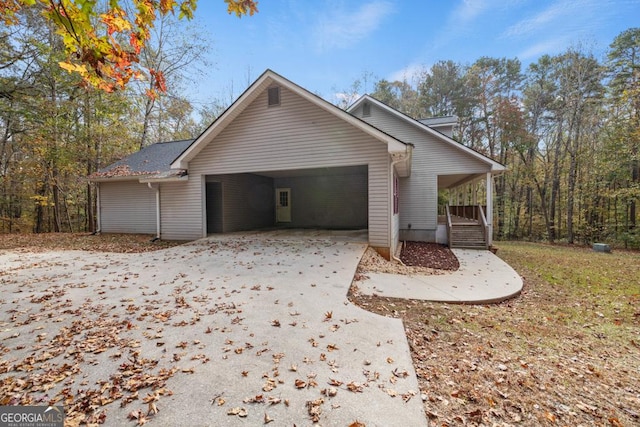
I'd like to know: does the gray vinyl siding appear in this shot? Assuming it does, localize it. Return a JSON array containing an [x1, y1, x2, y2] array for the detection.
[[273, 169, 368, 229], [205, 174, 274, 232], [357, 103, 490, 234], [160, 178, 203, 240], [184, 86, 390, 248], [99, 181, 155, 233]]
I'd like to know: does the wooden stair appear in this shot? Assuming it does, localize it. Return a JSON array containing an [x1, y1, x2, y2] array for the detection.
[[445, 206, 489, 250], [450, 223, 488, 249]]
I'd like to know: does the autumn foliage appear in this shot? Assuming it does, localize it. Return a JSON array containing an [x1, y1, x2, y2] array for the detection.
[[0, 0, 258, 95]]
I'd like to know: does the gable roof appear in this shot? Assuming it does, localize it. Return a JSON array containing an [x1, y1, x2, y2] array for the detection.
[[171, 69, 409, 170], [348, 95, 506, 172], [90, 139, 192, 182]]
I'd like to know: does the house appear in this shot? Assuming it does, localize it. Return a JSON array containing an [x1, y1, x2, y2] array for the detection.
[[90, 70, 505, 259]]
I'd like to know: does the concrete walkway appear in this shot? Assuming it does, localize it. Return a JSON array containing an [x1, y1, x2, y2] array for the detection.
[[356, 249, 523, 304]]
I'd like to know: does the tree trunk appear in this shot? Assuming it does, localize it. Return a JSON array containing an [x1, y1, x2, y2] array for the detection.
[[549, 120, 564, 242], [34, 181, 46, 233], [566, 112, 582, 244], [631, 156, 638, 230], [52, 172, 62, 233]]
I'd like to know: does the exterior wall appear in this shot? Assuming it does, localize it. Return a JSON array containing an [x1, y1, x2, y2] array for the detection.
[[206, 173, 274, 232], [99, 181, 156, 233], [355, 102, 490, 242], [182, 86, 390, 248], [273, 168, 368, 229], [160, 178, 203, 240]]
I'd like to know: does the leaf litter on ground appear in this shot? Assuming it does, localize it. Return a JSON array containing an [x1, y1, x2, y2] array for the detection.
[[350, 241, 640, 426]]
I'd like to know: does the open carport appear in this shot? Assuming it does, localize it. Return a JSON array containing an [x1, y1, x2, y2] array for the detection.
[[205, 165, 369, 234]]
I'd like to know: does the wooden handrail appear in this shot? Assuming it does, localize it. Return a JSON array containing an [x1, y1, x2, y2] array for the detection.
[[446, 204, 452, 247]]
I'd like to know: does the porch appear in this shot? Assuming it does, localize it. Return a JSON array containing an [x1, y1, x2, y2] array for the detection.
[[437, 172, 496, 250]]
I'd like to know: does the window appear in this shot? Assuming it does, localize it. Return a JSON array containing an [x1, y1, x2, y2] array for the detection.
[[362, 102, 371, 117], [268, 86, 280, 106], [393, 176, 399, 214], [279, 190, 289, 207]]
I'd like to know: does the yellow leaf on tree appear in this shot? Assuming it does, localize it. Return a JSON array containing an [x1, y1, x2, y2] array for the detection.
[[58, 61, 88, 76]]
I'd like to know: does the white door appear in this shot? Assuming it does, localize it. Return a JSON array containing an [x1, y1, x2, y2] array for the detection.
[[276, 188, 291, 222]]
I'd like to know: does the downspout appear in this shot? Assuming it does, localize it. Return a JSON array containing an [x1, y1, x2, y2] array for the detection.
[[93, 183, 101, 235], [389, 145, 412, 263], [148, 182, 160, 241]]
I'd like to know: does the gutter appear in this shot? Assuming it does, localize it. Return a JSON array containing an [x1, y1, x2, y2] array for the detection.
[[388, 145, 413, 263]]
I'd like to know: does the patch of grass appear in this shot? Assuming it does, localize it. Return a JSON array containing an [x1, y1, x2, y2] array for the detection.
[[497, 242, 640, 339]]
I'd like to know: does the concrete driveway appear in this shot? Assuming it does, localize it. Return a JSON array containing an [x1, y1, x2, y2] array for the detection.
[[0, 234, 426, 426]]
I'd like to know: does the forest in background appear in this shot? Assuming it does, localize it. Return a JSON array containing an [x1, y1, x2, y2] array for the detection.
[[364, 28, 639, 248], [1, 7, 638, 248]]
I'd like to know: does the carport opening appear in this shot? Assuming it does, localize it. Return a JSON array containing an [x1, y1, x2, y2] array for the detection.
[[205, 165, 369, 234]]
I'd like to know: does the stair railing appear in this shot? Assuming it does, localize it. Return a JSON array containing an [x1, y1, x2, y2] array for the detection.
[[446, 204, 452, 248], [477, 205, 489, 249]]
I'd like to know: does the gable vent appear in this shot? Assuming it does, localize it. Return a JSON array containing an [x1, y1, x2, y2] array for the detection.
[[268, 86, 280, 106], [362, 102, 371, 117]]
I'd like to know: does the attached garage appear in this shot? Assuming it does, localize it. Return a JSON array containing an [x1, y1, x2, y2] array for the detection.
[[165, 71, 412, 258], [91, 71, 415, 258]]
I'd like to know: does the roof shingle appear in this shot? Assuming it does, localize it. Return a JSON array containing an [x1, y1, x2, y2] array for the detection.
[[90, 139, 193, 180]]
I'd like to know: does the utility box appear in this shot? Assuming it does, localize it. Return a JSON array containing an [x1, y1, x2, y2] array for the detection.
[[593, 243, 611, 253]]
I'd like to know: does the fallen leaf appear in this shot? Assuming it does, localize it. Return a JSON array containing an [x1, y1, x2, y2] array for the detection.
[[147, 402, 158, 415], [346, 381, 363, 393], [306, 398, 324, 423], [267, 396, 281, 405], [227, 407, 248, 417]]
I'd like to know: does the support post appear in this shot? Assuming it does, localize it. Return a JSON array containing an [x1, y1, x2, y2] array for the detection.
[[486, 172, 493, 246], [472, 180, 478, 206]]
